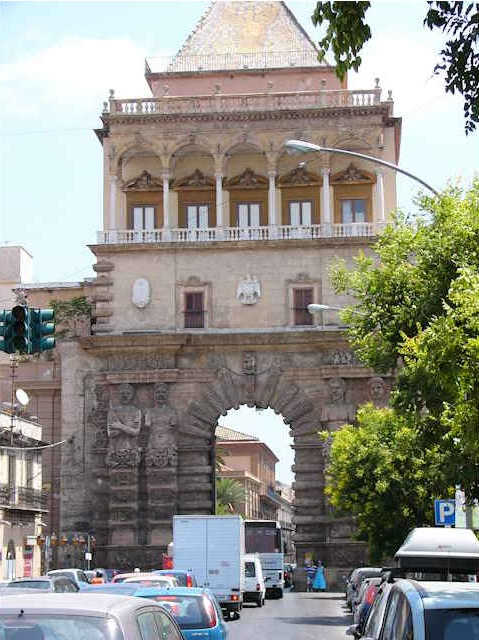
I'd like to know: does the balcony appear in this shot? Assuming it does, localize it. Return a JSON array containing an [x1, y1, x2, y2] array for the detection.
[[96, 222, 386, 245], [108, 88, 383, 117], [0, 485, 48, 511]]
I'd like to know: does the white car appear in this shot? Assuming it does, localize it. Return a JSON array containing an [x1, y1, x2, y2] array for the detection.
[[243, 553, 266, 607], [47, 568, 91, 589], [0, 593, 185, 640], [123, 573, 178, 588]]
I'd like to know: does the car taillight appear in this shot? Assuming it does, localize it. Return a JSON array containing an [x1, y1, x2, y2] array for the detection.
[[203, 596, 217, 628], [231, 593, 239, 601], [256, 583, 261, 591], [186, 575, 193, 588]]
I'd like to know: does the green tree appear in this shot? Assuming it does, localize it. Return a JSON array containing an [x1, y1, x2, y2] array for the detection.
[[311, 2, 479, 133], [331, 180, 479, 498], [215, 477, 245, 515], [325, 405, 451, 562]]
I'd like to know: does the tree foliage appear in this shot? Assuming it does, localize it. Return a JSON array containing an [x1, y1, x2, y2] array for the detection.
[[325, 405, 451, 563], [215, 477, 245, 515], [331, 180, 479, 498], [311, 2, 479, 133]]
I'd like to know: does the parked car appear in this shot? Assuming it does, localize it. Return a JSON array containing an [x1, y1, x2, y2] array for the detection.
[[346, 567, 382, 610], [6, 575, 79, 592], [347, 578, 393, 639], [134, 587, 229, 640], [152, 570, 197, 587], [243, 554, 266, 607], [353, 577, 382, 626], [123, 574, 179, 588], [48, 568, 91, 589], [0, 593, 186, 640], [351, 579, 479, 639]]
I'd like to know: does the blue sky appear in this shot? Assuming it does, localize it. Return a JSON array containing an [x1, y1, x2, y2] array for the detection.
[[1, 1, 477, 483]]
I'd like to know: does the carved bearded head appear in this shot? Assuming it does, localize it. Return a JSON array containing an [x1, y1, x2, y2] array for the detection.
[[368, 377, 386, 402], [118, 383, 135, 405], [328, 377, 346, 403], [154, 382, 169, 405]]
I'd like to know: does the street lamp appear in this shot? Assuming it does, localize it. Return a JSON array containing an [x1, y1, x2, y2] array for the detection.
[[308, 303, 364, 316], [285, 140, 439, 196]]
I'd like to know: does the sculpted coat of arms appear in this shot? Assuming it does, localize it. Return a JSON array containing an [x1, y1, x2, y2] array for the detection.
[[236, 275, 261, 305]]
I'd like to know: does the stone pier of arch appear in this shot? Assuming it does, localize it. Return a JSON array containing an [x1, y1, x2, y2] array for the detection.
[[58, 329, 389, 583]]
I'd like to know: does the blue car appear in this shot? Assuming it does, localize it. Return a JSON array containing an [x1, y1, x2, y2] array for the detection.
[[135, 587, 228, 640]]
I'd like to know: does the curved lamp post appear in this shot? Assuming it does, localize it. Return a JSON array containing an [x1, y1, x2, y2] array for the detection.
[[285, 140, 439, 196]]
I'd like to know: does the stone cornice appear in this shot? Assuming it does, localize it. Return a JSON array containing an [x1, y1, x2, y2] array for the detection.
[[106, 104, 391, 127], [79, 327, 350, 353], [88, 235, 375, 256]]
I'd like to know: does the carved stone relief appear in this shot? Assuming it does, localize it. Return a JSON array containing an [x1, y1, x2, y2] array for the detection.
[[144, 383, 178, 469], [106, 383, 142, 469], [368, 376, 388, 407], [321, 377, 356, 431], [132, 278, 151, 309], [236, 275, 261, 305]]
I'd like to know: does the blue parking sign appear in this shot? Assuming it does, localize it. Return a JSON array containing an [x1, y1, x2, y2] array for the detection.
[[434, 499, 455, 526]]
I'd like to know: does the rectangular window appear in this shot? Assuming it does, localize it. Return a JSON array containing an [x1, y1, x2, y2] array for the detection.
[[340, 199, 366, 223], [26, 455, 33, 489], [187, 204, 209, 229], [132, 206, 155, 230], [184, 292, 205, 329], [237, 203, 260, 227], [289, 201, 312, 226], [293, 288, 313, 326]]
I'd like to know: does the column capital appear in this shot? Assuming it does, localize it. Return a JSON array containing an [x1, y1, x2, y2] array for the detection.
[[161, 169, 171, 181], [109, 174, 118, 182], [268, 169, 277, 179], [320, 167, 331, 177], [375, 168, 384, 177]]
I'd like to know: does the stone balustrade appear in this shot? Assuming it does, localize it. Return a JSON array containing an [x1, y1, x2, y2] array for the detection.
[[109, 88, 382, 117], [96, 222, 386, 245]]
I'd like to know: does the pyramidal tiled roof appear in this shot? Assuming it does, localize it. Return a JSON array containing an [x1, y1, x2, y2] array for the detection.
[[216, 425, 259, 442], [168, 1, 325, 72]]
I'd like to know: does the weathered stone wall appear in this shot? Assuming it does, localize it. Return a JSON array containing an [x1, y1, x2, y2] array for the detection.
[[57, 331, 391, 572]]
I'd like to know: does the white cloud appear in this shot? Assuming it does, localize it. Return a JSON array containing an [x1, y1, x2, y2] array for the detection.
[[1, 37, 174, 124]]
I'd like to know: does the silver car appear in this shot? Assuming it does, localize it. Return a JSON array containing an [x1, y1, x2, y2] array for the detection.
[[0, 593, 185, 640]]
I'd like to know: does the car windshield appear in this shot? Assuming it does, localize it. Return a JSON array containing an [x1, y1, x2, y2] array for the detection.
[[157, 573, 186, 587], [139, 594, 211, 630], [8, 582, 50, 590], [124, 578, 170, 587], [426, 608, 479, 639], [49, 572, 74, 580], [0, 615, 122, 640]]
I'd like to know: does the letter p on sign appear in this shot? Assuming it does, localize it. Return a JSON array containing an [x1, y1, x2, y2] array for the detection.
[[435, 499, 455, 526]]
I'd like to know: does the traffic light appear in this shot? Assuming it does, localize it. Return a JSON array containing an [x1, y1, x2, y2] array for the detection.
[[11, 306, 29, 354], [0, 310, 12, 353], [29, 308, 55, 353]]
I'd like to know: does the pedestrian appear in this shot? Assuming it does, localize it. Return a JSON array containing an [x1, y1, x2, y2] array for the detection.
[[305, 562, 317, 592], [90, 570, 104, 585], [312, 560, 327, 592]]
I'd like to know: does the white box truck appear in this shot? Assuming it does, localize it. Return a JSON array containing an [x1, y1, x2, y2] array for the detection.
[[173, 515, 245, 619]]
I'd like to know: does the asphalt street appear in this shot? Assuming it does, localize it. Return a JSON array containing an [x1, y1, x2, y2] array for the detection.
[[229, 592, 352, 640]]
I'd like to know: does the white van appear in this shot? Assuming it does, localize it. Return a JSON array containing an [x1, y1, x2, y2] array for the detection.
[[243, 553, 266, 607]]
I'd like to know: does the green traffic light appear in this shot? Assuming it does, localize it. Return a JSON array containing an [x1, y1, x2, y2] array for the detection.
[[29, 308, 56, 353]]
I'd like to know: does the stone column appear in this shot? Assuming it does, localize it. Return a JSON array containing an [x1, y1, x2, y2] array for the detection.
[[375, 169, 385, 226], [109, 176, 117, 239], [162, 171, 171, 239], [215, 173, 224, 239], [320, 168, 331, 235], [268, 170, 277, 237]]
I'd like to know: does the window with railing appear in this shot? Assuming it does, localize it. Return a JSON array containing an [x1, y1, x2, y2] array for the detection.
[[288, 201, 312, 226], [184, 292, 205, 329], [187, 204, 210, 229], [130, 205, 157, 230], [293, 288, 313, 326], [237, 203, 261, 227], [340, 199, 366, 223]]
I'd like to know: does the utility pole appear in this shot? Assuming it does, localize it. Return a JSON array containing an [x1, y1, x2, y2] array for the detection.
[[9, 354, 18, 446]]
